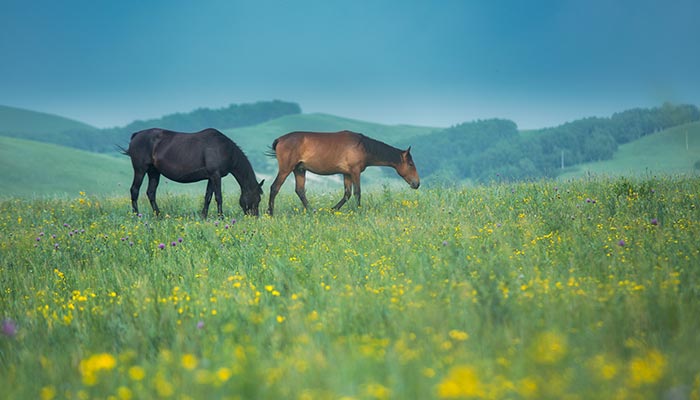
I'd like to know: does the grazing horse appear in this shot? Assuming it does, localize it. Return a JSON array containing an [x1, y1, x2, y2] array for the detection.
[[267, 130, 419, 215], [122, 128, 264, 217]]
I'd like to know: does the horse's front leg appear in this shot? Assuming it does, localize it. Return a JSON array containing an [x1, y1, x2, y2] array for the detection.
[[332, 174, 353, 210], [202, 179, 214, 219], [146, 171, 161, 216]]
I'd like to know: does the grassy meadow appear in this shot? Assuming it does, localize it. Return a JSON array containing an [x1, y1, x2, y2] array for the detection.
[[2, 176, 700, 399]]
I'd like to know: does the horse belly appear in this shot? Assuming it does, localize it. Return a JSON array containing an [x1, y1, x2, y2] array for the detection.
[[300, 158, 351, 175], [155, 159, 211, 183]]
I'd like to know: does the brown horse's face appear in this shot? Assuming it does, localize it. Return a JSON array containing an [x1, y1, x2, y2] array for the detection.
[[397, 147, 420, 189], [240, 180, 265, 216]]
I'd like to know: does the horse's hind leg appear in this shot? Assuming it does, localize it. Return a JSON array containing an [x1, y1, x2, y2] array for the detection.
[[332, 174, 353, 210], [212, 175, 224, 218], [146, 171, 161, 216], [352, 173, 362, 207], [202, 179, 214, 219], [129, 170, 146, 214], [293, 169, 310, 210]]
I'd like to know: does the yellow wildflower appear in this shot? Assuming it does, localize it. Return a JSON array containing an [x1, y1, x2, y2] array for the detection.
[[181, 353, 198, 370], [436, 365, 485, 398], [628, 349, 666, 387]]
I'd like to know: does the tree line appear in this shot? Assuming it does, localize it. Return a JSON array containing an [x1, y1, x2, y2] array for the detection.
[[406, 103, 700, 183]]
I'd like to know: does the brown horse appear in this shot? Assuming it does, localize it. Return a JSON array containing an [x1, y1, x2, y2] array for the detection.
[[267, 130, 419, 215], [122, 128, 264, 217]]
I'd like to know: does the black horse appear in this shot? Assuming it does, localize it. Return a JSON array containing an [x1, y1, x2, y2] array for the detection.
[[122, 128, 264, 217]]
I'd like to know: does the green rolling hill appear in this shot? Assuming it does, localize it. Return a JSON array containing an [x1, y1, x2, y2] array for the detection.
[[226, 112, 439, 149], [0, 136, 132, 197], [0, 105, 100, 145], [0, 105, 97, 135], [559, 121, 700, 179]]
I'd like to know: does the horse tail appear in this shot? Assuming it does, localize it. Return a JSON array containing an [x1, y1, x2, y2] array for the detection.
[[115, 144, 130, 156], [265, 138, 279, 158]]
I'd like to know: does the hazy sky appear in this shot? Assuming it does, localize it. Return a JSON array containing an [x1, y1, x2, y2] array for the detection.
[[2, 0, 699, 129]]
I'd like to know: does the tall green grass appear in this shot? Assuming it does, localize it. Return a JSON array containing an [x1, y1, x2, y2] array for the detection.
[[1, 177, 699, 399]]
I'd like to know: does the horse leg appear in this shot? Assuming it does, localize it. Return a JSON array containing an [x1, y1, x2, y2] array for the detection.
[[352, 172, 362, 207], [293, 169, 310, 210], [129, 170, 146, 214], [212, 175, 224, 217], [267, 169, 292, 216], [332, 174, 352, 210], [146, 171, 161, 216], [202, 179, 214, 219]]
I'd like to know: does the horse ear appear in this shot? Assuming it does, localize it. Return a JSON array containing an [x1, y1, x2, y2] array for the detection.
[[258, 179, 265, 188], [406, 146, 412, 153]]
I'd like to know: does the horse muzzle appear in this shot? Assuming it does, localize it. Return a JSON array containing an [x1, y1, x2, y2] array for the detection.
[[409, 181, 420, 189]]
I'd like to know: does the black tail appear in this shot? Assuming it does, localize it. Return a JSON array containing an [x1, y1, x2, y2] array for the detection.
[[115, 144, 129, 156], [265, 139, 279, 158]]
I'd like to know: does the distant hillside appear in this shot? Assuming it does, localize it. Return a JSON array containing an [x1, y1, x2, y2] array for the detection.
[[407, 103, 700, 184], [559, 121, 700, 178], [0, 136, 131, 197], [0, 105, 99, 139], [0, 105, 98, 134]]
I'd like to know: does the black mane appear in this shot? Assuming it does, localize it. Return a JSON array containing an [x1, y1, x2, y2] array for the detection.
[[357, 134, 402, 164]]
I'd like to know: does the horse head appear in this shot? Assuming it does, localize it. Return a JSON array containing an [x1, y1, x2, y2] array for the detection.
[[397, 147, 420, 189], [240, 179, 265, 216]]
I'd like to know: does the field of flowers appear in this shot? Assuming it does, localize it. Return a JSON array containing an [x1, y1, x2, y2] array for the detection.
[[1, 176, 700, 399]]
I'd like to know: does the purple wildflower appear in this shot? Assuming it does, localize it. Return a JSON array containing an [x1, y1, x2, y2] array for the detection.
[[1, 319, 17, 337], [171, 241, 177, 247], [197, 320, 204, 330], [224, 224, 230, 229], [231, 218, 237, 225], [63, 223, 70, 228], [36, 237, 41, 242], [54, 243, 59, 250], [178, 237, 183, 243], [158, 243, 165, 250], [650, 218, 658, 226], [618, 239, 625, 247]]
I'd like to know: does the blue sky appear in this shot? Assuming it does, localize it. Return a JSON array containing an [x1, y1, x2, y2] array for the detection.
[[1, 0, 699, 129]]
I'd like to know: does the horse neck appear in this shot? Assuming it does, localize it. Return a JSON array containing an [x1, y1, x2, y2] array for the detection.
[[230, 158, 258, 193], [364, 140, 403, 169]]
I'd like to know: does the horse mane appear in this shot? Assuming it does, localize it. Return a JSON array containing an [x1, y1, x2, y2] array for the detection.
[[357, 133, 402, 164]]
